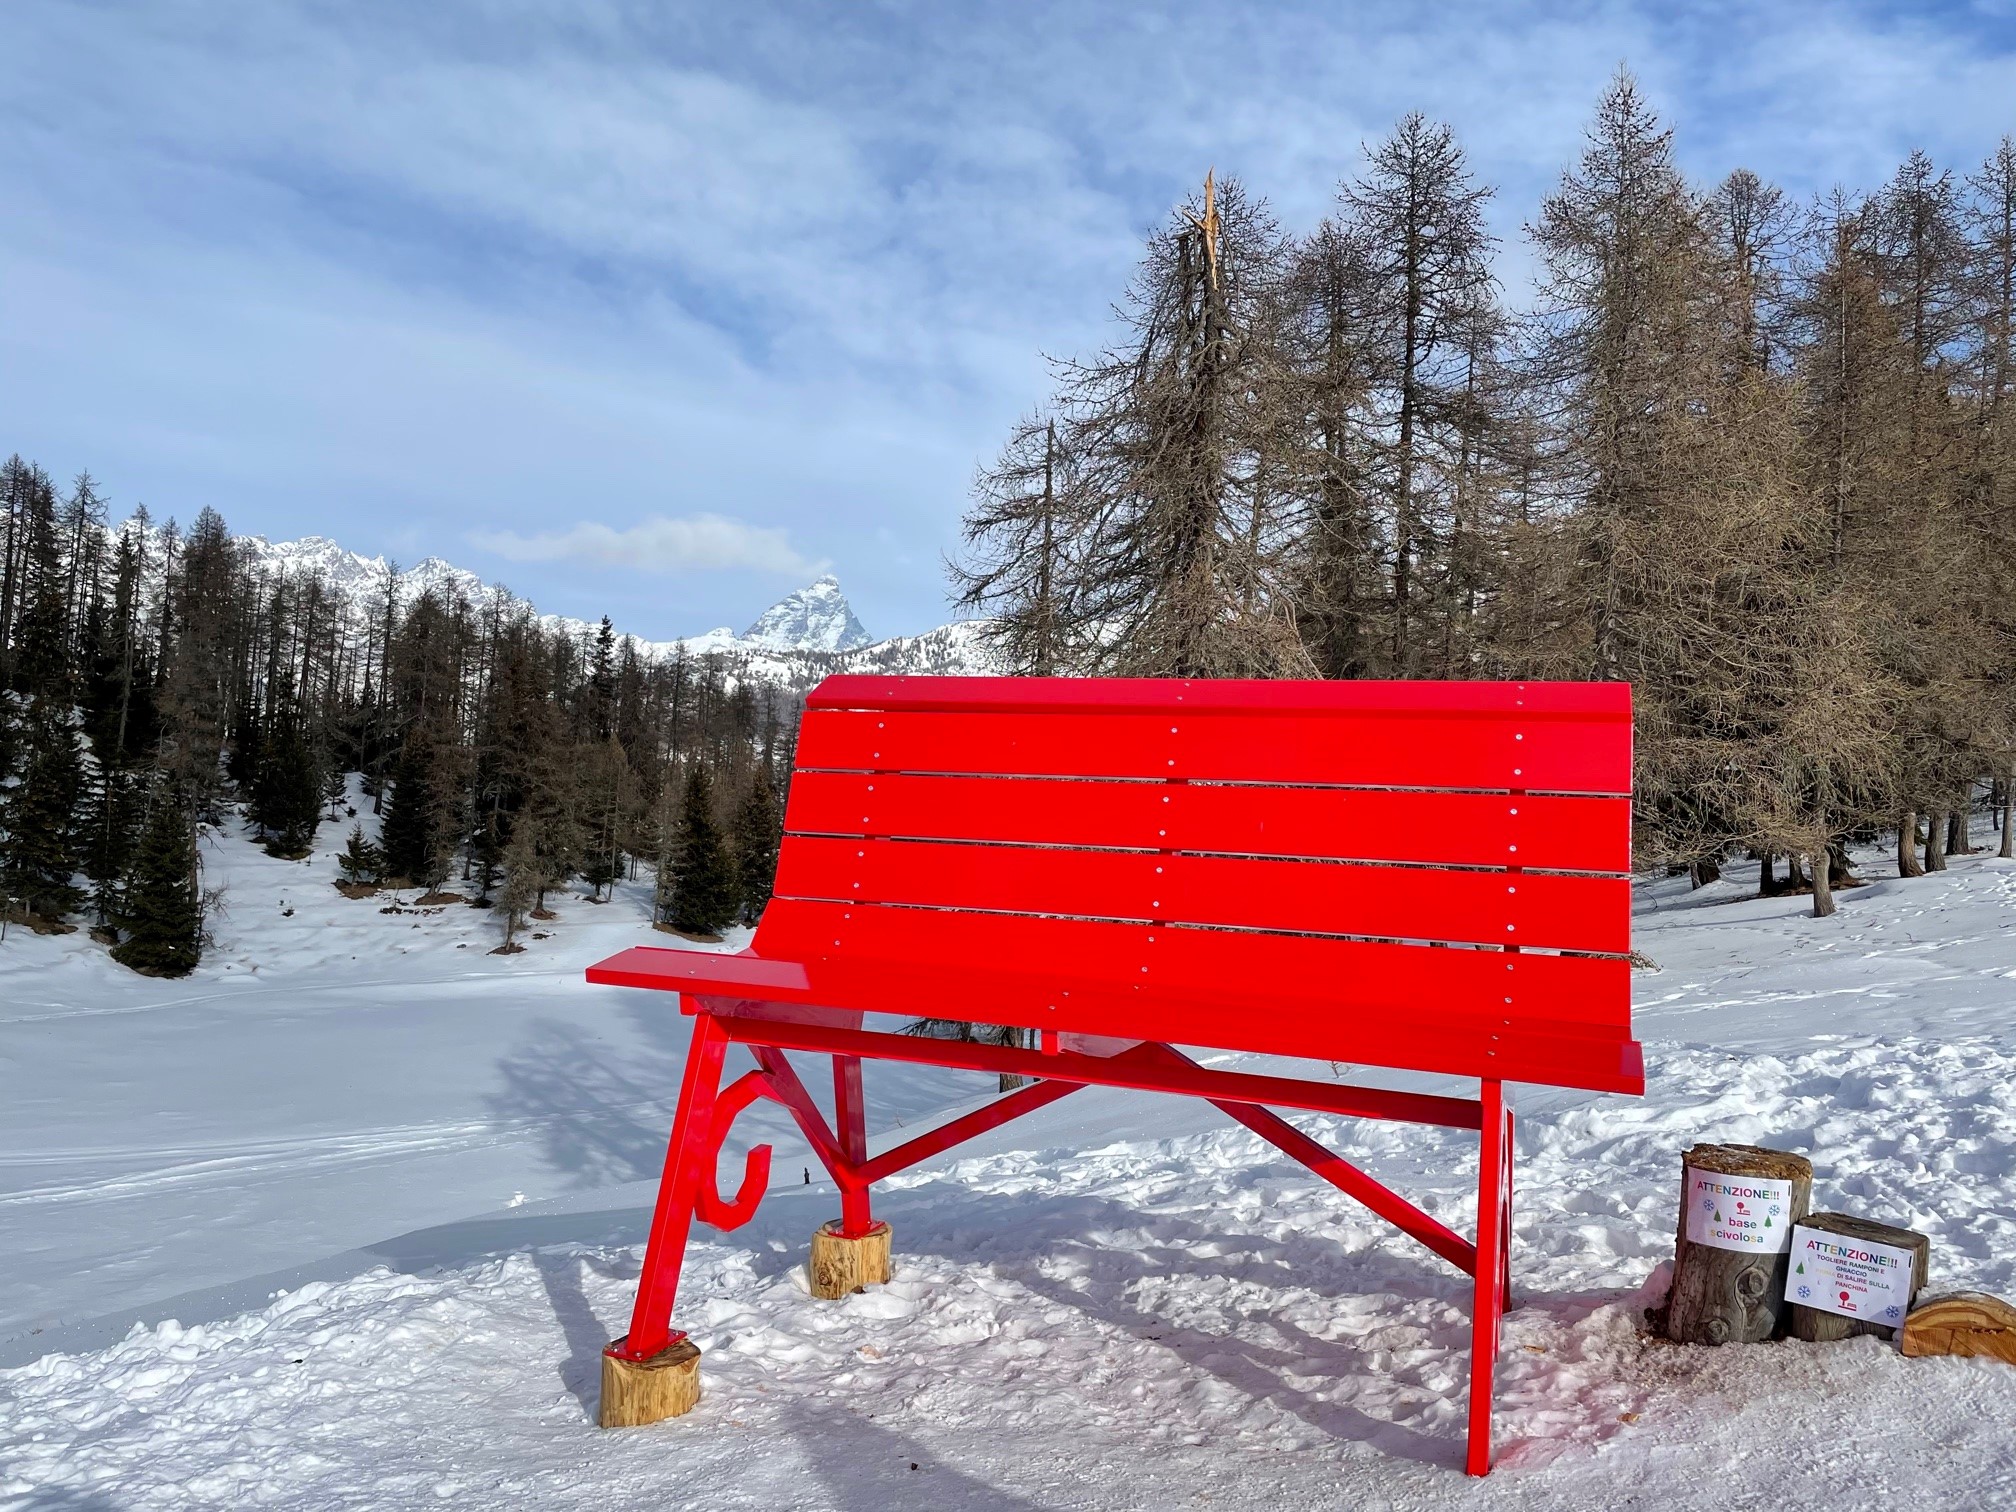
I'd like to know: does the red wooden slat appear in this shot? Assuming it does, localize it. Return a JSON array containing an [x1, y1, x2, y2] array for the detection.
[[808, 674, 1632, 721], [795, 707, 1630, 794], [755, 898, 1630, 1031], [773, 836, 1629, 954], [706, 957, 1633, 1092], [784, 771, 1630, 874], [587, 944, 811, 995], [586, 938, 1641, 1091]]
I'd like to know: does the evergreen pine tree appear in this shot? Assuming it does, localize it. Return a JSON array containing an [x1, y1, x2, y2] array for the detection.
[[3, 722, 84, 921], [379, 736, 435, 884], [336, 822, 386, 886], [113, 789, 202, 977], [732, 765, 781, 925], [496, 825, 540, 952], [80, 762, 143, 926], [1, 507, 83, 922], [250, 698, 322, 858], [670, 763, 737, 935]]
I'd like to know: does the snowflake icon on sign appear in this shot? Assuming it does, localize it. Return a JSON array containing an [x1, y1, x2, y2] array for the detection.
[[1797, 1285, 1812, 1299], [1701, 1197, 1715, 1213], [1884, 1305, 1901, 1320]]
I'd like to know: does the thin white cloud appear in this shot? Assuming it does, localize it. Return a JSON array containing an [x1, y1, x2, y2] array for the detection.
[[468, 514, 825, 578]]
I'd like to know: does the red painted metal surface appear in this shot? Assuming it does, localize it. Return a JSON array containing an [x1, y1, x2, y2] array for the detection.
[[707, 1012, 1489, 1127], [588, 675, 1640, 1475], [672, 916, 1630, 1083], [805, 674, 1628, 720], [785, 770, 1632, 874], [1467, 1080, 1510, 1476], [775, 834, 1629, 953], [797, 707, 1627, 794]]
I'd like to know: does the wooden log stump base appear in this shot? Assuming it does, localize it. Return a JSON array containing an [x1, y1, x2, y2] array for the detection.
[[1900, 1292, 2016, 1364], [1661, 1143, 1812, 1346], [809, 1220, 893, 1300], [598, 1336, 701, 1428], [1789, 1212, 1929, 1344]]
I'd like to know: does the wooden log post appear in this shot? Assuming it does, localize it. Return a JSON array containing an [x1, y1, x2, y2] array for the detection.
[[1788, 1213, 1929, 1343], [1661, 1143, 1812, 1345], [598, 1336, 701, 1428], [809, 1220, 893, 1300], [1901, 1293, 2016, 1364]]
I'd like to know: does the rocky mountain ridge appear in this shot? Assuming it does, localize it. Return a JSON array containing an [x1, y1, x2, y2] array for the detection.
[[230, 532, 997, 692]]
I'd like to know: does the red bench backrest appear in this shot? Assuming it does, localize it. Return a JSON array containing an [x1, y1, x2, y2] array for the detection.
[[755, 675, 1637, 1092]]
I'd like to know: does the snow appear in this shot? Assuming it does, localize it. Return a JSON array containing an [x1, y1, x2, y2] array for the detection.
[[224, 527, 985, 680], [741, 574, 874, 653], [7, 819, 2016, 1507]]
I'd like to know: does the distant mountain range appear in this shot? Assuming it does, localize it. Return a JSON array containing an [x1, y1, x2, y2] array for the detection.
[[233, 533, 999, 692]]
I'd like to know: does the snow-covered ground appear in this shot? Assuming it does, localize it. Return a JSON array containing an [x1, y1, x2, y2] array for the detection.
[[5, 814, 2016, 1508]]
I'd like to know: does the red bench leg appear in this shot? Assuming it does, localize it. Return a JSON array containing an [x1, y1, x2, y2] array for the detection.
[[1465, 1078, 1507, 1476], [1500, 1106, 1515, 1314], [832, 1054, 876, 1237], [809, 1052, 891, 1298], [606, 1010, 731, 1369]]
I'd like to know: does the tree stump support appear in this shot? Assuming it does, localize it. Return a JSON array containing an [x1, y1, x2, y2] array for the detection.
[[1901, 1293, 2016, 1364], [1789, 1212, 1929, 1343], [1660, 1143, 1812, 1345], [598, 1336, 701, 1428], [809, 1220, 893, 1300]]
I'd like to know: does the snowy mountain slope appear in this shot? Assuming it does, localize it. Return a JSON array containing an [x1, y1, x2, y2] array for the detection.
[[8, 835, 2016, 1505], [226, 530, 997, 685], [741, 573, 872, 652]]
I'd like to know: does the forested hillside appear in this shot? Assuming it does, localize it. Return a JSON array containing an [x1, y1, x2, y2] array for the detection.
[[958, 75, 2016, 912], [0, 474, 793, 971]]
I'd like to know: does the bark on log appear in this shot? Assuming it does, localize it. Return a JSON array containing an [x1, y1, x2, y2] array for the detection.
[[1901, 1292, 2016, 1364], [809, 1220, 892, 1300], [598, 1337, 701, 1428], [1661, 1143, 1812, 1345], [1788, 1212, 1929, 1343]]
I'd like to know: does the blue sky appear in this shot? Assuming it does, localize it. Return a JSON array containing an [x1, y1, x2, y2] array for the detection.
[[3, 2, 2013, 640]]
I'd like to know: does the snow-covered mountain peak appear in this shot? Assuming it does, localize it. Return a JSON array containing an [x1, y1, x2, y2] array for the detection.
[[741, 574, 872, 653], [201, 524, 996, 688]]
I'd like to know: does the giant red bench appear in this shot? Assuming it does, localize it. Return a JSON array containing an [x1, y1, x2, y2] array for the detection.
[[586, 675, 1638, 1474]]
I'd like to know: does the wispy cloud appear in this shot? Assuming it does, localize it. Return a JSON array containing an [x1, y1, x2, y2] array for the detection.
[[469, 514, 824, 577]]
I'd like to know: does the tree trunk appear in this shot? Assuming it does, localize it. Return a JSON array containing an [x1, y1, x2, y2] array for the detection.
[[1688, 857, 1720, 889], [1811, 847, 1836, 918], [1925, 811, 1948, 872], [2001, 778, 2014, 860], [1787, 1212, 1928, 1344], [1660, 1143, 1813, 1346], [1785, 852, 1808, 889], [1757, 851, 1776, 896], [1949, 807, 1969, 856], [1899, 811, 1925, 877]]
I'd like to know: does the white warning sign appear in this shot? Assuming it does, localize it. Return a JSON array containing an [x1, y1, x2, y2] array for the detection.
[[1684, 1171, 1794, 1253], [1786, 1225, 1916, 1326]]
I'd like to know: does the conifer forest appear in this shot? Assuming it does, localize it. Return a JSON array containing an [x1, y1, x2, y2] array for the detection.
[[957, 78, 2016, 917], [6, 76, 2016, 975], [0, 468, 790, 973]]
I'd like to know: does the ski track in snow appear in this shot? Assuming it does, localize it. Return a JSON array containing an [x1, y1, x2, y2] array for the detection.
[[6, 818, 2016, 1507]]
